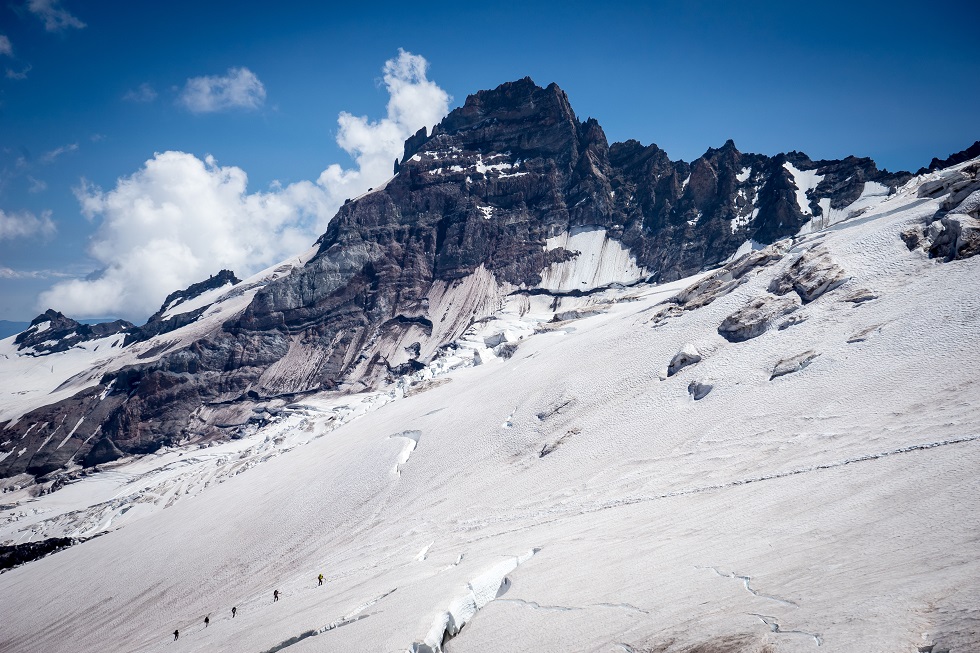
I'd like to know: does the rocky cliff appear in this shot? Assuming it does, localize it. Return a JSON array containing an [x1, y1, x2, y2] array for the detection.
[[0, 78, 920, 481]]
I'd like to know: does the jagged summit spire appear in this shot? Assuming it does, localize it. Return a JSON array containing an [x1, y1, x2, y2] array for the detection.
[[401, 78, 579, 163]]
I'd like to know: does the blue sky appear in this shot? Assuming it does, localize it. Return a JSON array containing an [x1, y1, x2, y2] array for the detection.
[[1, 0, 977, 322]]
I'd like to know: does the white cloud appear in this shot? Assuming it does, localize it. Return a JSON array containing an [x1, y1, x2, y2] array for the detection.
[[178, 67, 266, 113], [0, 208, 56, 240], [317, 48, 450, 208], [27, 0, 85, 32], [6, 64, 31, 80], [42, 153, 335, 319], [0, 35, 12, 57], [40, 142, 78, 163], [41, 50, 450, 321], [123, 83, 157, 103]]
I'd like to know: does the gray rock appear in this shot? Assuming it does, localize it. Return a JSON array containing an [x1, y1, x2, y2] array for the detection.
[[667, 343, 702, 376], [940, 179, 980, 211], [647, 304, 685, 327], [769, 247, 849, 303], [839, 288, 878, 304], [14, 309, 133, 354], [917, 177, 950, 198], [770, 350, 819, 380], [900, 224, 925, 251], [916, 140, 980, 174], [687, 380, 714, 400], [949, 188, 980, 217], [777, 312, 808, 330], [847, 324, 882, 343], [929, 214, 980, 260], [718, 296, 799, 342], [669, 243, 788, 311]]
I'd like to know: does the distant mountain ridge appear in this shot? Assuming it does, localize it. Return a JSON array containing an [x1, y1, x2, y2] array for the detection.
[[1, 77, 976, 483]]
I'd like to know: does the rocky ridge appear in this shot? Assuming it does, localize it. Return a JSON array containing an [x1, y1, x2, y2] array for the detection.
[[14, 310, 133, 355], [0, 77, 967, 482]]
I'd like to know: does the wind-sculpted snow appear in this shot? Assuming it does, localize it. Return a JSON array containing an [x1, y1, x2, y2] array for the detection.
[[0, 156, 979, 653]]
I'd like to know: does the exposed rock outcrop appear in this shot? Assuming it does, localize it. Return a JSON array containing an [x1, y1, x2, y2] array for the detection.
[[718, 296, 799, 342], [687, 379, 714, 400], [768, 247, 849, 303], [667, 343, 702, 376], [904, 159, 980, 261], [0, 537, 75, 570], [928, 215, 980, 260], [669, 243, 788, 311], [770, 350, 819, 380], [14, 310, 133, 355]]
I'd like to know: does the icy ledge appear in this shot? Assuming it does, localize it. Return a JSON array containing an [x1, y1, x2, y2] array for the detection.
[[409, 548, 539, 653]]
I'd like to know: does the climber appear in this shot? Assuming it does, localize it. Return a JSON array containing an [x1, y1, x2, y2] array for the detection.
[[204, 615, 209, 628], [232, 606, 237, 618], [273, 589, 280, 602], [318, 573, 324, 586], [173, 629, 179, 641]]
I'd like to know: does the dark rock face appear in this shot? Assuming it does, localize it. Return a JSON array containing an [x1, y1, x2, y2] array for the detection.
[[14, 310, 133, 355], [0, 78, 919, 481], [0, 537, 75, 571], [916, 140, 980, 175]]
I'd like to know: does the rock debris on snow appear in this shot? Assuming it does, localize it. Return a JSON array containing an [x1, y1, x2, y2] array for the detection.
[[717, 295, 799, 342], [770, 350, 819, 380], [667, 343, 702, 377]]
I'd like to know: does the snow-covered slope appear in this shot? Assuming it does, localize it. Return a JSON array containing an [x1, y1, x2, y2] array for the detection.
[[0, 248, 316, 429], [1, 167, 979, 653]]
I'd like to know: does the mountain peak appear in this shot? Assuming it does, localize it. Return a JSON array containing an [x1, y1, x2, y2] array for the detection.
[[14, 310, 132, 353], [426, 78, 579, 162], [30, 308, 71, 327]]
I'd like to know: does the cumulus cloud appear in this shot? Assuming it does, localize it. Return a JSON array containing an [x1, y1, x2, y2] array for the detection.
[[42, 153, 335, 319], [123, 83, 157, 103], [41, 50, 450, 321], [0, 208, 56, 240], [0, 35, 12, 57], [178, 67, 266, 113], [316, 48, 450, 207], [40, 142, 78, 163], [26, 0, 85, 32]]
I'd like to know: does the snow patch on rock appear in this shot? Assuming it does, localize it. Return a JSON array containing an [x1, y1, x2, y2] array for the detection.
[[784, 162, 824, 216], [539, 227, 647, 293]]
